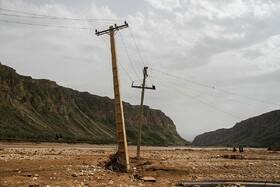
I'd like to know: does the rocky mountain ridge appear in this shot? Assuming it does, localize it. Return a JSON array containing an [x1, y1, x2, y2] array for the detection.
[[0, 62, 188, 145], [193, 110, 280, 147]]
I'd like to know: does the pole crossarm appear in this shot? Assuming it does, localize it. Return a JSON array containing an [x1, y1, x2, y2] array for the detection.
[[131, 67, 156, 90], [95, 21, 128, 36], [131, 85, 156, 90]]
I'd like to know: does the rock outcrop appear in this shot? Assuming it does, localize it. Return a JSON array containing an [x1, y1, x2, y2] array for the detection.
[[193, 110, 280, 147], [0, 62, 188, 145]]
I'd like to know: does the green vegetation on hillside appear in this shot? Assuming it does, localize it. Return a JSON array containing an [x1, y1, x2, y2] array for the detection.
[[0, 62, 188, 145]]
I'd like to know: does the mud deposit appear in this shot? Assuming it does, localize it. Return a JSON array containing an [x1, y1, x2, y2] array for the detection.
[[0, 142, 279, 186]]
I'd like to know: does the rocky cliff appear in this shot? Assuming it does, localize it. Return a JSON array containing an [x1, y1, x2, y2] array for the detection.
[[0, 62, 188, 145], [193, 110, 280, 147]]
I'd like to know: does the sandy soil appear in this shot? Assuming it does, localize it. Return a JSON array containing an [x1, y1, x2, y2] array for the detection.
[[0, 142, 279, 186]]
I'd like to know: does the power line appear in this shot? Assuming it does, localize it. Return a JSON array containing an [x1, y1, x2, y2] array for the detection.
[[0, 7, 54, 18], [151, 75, 262, 109], [150, 68, 280, 107], [0, 19, 92, 30], [214, 87, 280, 107], [128, 27, 154, 85], [0, 16, 134, 81], [0, 12, 115, 23], [100, 35, 134, 82], [118, 30, 140, 81], [128, 27, 145, 67], [100, 35, 110, 48], [156, 79, 244, 120], [151, 68, 213, 89], [0, 7, 124, 22], [151, 75, 214, 97], [154, 79, 244, 120]]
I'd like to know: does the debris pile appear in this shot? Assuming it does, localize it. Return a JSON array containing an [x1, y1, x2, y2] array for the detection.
[[104, 152, 127, 172]]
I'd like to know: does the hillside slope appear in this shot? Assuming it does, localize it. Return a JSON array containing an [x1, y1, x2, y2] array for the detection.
[[193, 110, 280, 147], [0, 62, 188, 145]]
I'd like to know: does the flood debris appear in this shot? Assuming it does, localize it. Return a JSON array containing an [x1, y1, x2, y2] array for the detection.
[[136, 161, 152, 167], [177, 181, 280, 187], [134, 174, 156, 182], [71, 173, 78, 177], [139, 176, 156, 182], [268, 145, 280, 151], [104, 152, 127, 172], [221, 154, 244, 159]]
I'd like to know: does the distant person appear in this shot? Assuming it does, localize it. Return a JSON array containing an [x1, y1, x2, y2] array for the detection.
[[239, 146, 244, 152], [233, 147, 236, 152]]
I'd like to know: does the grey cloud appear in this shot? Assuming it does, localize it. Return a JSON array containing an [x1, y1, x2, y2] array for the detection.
[[1, 0, 280, 141]]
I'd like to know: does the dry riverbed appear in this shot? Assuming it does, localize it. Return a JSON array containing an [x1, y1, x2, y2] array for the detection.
[[0, 142, 279, 186]]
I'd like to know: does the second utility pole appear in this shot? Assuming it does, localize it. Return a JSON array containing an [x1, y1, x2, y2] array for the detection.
[[132, 67, 155, 159]]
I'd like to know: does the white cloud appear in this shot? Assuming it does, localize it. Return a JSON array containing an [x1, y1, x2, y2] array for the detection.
[[144, 0, 181, 11]]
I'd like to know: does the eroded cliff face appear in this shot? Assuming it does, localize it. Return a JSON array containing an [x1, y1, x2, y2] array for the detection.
[[0, 62, 188, 145], [193, 110, 280, 147]]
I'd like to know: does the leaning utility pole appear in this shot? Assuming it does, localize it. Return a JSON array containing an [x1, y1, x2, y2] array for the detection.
[[95, 22, 130, 170], [132, 67, 155, 159]]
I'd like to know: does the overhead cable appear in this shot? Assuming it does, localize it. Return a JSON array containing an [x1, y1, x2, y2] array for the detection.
[[151, 68, 213, 89], [151, 68, 280, 106], [128, 27, 145, 67], [128, 27, 154, 85], [119, 30, 140, 81], [0, 19, 92, 30], [155, 80, 244, 120], [151, 75, 262, 109], [0, 7, 124, 22], [100, 35, 134, 82]]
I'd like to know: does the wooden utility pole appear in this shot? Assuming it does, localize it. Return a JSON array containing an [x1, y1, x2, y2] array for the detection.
[[95, 22, 130, 170], [132, 67, 155, 159]]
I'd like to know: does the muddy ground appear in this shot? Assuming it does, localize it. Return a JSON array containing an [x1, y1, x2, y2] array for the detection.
[[0, 142, 279, 186]]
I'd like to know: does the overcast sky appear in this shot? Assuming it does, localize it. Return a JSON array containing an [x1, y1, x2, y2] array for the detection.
[[0, 0, 280, 141]]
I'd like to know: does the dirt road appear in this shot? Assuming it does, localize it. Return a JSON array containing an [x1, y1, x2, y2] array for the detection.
[[0, 142, 279, 186]]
